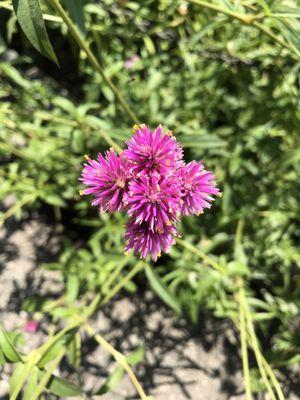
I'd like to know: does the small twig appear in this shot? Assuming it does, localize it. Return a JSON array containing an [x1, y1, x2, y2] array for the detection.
[[237, 278, 252, 400], [84, 324, 150, 400], [176, 237, 226, 274], [47, 0, 138, 123]]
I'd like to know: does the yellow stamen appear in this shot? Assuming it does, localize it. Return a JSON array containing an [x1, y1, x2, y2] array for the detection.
[[166, 130, 173, 137], [79, 190, 85, 196], [83, 154, 90, 161], [133, 124, 140, 131], [217, 192, 223, 198]]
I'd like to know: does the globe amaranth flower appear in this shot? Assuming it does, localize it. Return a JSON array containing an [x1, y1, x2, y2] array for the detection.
[[80, 149, 130, 212], [124, 124, 183, 175], [125, 219, 179, 261], [125, 171, 181, 232], [80, 124, 220, 260], [180, 161, 220, 216]]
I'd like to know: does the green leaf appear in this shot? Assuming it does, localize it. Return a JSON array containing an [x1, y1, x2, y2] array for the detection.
[[12, 0, 58, 65], [0, 62, 30, 89], [0, 348, 6, 366], [0, 325, 22, 363], [66, 273, 80, 305], [9, 363, 27, 399], [39, 193, 67, 207], [38, 331, 76, 368], [41, 373, 82, 397], [23, 366, 39, 400], [96, 365, 125, 395], [62, 0, 86, 35], [145, 265, 181, 314], [126, 345, 144, 365], [95, 345, 144, 395]]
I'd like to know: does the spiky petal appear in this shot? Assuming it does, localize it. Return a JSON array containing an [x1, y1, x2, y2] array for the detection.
[[124, 125, 183, 175], [180, 161, 220, 216], [80, 149, 130, 212], [125, 171, 181, 232], [125, 219, 179, 261]]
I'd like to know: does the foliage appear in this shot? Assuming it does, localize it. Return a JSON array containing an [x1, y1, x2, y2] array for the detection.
[[0, 0, 299, 398]]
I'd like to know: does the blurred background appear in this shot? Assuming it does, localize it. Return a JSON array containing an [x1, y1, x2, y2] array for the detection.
[[0, 1, 299, 399]]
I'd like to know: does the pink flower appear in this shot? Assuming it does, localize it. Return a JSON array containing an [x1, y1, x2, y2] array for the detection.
[[124, 125, 183, 175], [80, 125, 220, 260], [124, 54, 140, 70], [23, 320, 39, 333], [80, 149, 130, 212], [180, 161, 220, 216], [125, 219, 179, 261], [125, 171, 181, 232]]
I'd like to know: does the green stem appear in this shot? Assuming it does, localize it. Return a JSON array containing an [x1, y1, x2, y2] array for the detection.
[[176, 238, 226, 274], [252, 21, 294, 53], [84, 324, 150, 400], [244, 300, 277, 400], [0, 194, 36, 226], [261, 355, 285, 400], [237, 279, 252, 400], [101, 255, 132, 294], [101, 261, 145, 305], [84, 261, 145, 319], [47, 0, 138, 123], [187, 0, 296, 56], [187, 0, 258, 24], [28, 349, 65, 400]]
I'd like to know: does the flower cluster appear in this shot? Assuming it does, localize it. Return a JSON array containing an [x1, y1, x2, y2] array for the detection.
[[80, 125, 220, 261]]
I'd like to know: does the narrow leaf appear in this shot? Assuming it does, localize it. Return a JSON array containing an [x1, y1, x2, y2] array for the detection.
[[38, 372, 82, 396], [23, 366, 39, 400], [145, 265, 181, 314], [0, 325, 22, 363], [12, 0, 58, 65]]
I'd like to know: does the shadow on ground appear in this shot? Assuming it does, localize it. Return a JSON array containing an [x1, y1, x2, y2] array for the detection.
[[0, 213, 299, 399]]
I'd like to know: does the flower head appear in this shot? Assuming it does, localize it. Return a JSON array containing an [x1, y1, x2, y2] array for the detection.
[[124, 125, 183, 175], [180, 161, 220, 216], [125, 171, 181, 232], [81, 125, 220, 261], [125, 219, 179, 261], [80, 149, 130, 212]]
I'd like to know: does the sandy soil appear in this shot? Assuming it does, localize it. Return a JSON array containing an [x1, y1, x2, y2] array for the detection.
[[0, 213, 298, 400]]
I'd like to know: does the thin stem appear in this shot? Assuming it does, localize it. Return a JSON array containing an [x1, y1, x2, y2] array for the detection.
[[47, 0, 138, 123], [261, 355, 285, 400], [0, 194, 36, 226], [176, 238, 226, 274], [98, 130, 122, 152], [84, 261, 145, 319], [28, 349, 65, 400], [188, 0, 258, 24], [101, 261, 145, 305], [237, 279, 252, 400], [253, 21, 294, 53], [187, 0, 296, 56], [84, 324, 149, 400], [101, 255, 132, 294], [244, 300, 277, 400]]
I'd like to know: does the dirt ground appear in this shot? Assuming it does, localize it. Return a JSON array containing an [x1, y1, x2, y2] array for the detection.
[[0, 213, 298, 400]]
